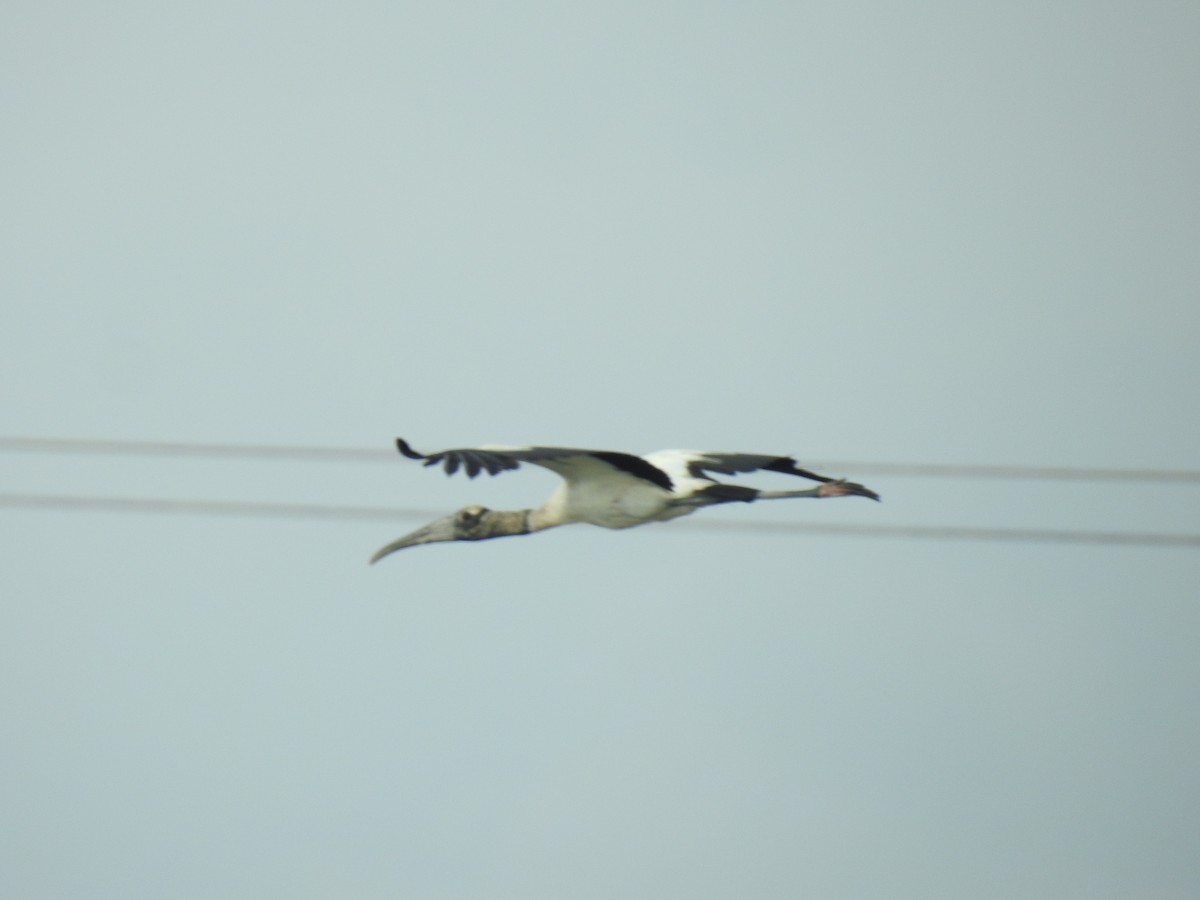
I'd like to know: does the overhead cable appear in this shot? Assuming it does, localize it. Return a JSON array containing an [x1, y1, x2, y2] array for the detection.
[[1, 436, 1197, 484], [3, 492, 1196, 549]]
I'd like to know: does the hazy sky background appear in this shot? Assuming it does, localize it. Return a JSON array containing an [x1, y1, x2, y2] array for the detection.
[[3, 2, 1198, 897]]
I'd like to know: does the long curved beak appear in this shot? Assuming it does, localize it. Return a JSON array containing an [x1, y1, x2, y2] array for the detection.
[[369, 514, 457, 563]]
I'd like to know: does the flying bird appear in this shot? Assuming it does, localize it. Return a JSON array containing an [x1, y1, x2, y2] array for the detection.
[[369, 437, 880, 562]]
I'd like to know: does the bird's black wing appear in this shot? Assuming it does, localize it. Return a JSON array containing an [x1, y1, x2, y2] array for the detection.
[[690, 452, 880, 501], [395, 438, 673, 490]]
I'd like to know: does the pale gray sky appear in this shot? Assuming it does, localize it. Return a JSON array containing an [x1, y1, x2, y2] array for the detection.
[[3, 2, 1198, 898]]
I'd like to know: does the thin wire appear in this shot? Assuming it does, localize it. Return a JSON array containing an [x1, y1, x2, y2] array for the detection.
[[804, 460, 1200, 484], [0, 435, 391, 462], [1, 435, 1197, 483], [3, 492, 1197, 549], [0, 492, 431, 521]]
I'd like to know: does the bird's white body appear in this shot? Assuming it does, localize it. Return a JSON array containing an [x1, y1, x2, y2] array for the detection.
[[370, 438, 879, 561], [535, 451, 705, 530]]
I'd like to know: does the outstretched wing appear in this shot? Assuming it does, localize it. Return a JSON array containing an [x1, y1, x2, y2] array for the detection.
[[394, 438, 674, 491], [686, 452, 834, 483], [687, 451, 881, 501]]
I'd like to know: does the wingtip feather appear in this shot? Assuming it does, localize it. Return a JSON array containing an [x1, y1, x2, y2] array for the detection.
[[396, 438, 425, 460]]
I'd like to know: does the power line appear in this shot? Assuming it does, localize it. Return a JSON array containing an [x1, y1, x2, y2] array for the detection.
[[803, 460, 1200, 484], [0, 435, 390, 463], [3, 492, 1196, 549], [0, 492, 428, 521], [1, 435, 1197, 484]]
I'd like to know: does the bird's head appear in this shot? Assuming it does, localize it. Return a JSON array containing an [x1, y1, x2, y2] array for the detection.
[[369, 505, 527, 563]]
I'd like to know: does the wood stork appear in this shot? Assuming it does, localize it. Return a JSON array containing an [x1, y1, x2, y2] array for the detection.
[[369, 437, 880, 562]]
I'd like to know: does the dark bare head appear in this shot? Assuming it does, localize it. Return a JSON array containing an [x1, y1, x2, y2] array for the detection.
[[369, 505, 531, 563]]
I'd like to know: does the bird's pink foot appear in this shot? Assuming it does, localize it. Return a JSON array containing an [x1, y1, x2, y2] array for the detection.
[[818, 480, 853, 497], [818, 479, 881, 501]]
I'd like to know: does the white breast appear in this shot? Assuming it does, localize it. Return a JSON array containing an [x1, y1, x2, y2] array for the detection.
[[550, 479, 676, 529]]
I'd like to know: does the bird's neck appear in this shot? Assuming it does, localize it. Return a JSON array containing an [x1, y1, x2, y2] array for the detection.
[[525, 504, 565, 533], [486, 508, 538, 537]]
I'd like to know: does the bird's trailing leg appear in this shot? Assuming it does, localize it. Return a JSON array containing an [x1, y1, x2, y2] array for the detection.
[[680, 479, 880, 515], [755, 478, 880, 502]]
